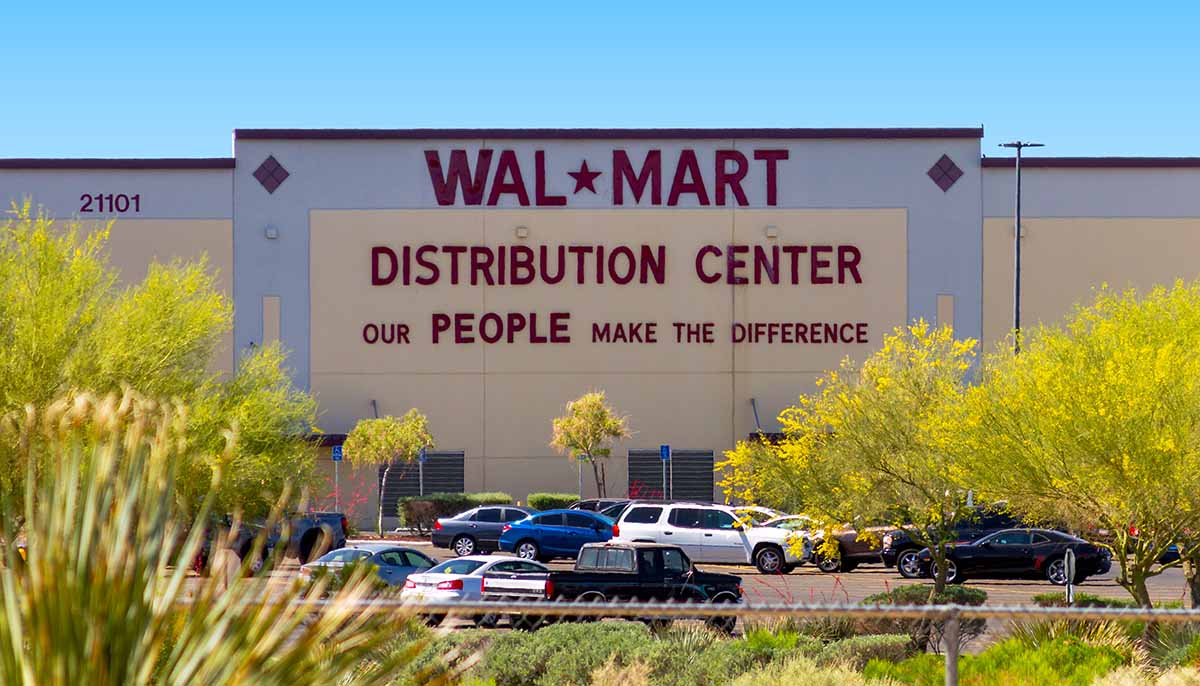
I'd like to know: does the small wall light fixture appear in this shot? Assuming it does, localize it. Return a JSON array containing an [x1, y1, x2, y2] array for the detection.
[[264, 224, 279, 240], [514, 225, 529, 239], [764, 225, 779, 239]]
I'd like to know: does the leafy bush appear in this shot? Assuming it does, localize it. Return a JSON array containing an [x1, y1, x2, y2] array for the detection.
[[865, 635, 1129, 686], [1007, 618, 1137, 658], [397, 492, 513, 533], [1092, 665, 1200, 685], [527, 492, 579, 511], [307, 559, 391, 595], [1032, 592, 1140, 608], [859, 584, 987, 652], [730, 656, 878, 686], [816, 634, 914, 670], [480, 622, 652, 686]]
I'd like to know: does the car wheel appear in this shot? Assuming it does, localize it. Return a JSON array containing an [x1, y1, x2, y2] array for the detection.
[[298, 528, 331, 564], [1046, 557, 1070, 586], [754, 545, 786, 574], [473, 613, 499, 628], [816, 552, 844, 574], [705, 593, 738, 634], [897, 549, 922, 579], [576, 591, 606, 622], [937, 559, 963, 584], [423, 613, 446, 627], [516, 540, 540, 561], [452, 535, 477, 557]]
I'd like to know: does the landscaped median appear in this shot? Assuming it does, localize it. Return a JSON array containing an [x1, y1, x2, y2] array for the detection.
[[393, 586, 1200, 686]]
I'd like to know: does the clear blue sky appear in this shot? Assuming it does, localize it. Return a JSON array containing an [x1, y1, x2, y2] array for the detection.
[[3, 1, 1197, 158]]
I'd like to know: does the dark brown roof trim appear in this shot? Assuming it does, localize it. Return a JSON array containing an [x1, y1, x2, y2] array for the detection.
[[236, 127, 984, 141], [0, 158, 235, 170], [983, 157, 1200, 169], [308, 433, 347, 447]]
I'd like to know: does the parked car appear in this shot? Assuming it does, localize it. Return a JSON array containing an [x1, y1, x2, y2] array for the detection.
[[299, 543, 436, 586], [498, 509, 616, 561], [733, 506, 786, 526], [431, 505, 537, 556], [614, 502, 809, 574], [193, 511, 349, 574], [569, 498, 629, 512], [759, 515, 876, 573], [401, 554, 548, 626], [480, 541, 743, 632], [915, 528, 1112, 585], [880, 507, 1030, 579]]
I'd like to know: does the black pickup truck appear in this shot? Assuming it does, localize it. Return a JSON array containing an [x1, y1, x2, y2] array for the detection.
[[480, 541, 743, 632]]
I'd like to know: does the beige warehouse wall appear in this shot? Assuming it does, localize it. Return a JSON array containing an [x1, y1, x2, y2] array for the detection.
[[310, 209, 907, 511], [983, 217, 1200, 352]]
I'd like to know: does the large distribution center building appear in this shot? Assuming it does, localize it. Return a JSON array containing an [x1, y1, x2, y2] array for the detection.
[[3, 127, 1198, 527]]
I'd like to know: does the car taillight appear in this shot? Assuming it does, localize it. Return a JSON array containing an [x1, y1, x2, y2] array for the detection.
[[436, 579, 464, 590], [434, 520, 443, 531], [481, 578, 487, 593], [612, 524, 620, 537], [545, 579, 555, 599], [404, 579, 416, 589], [502, 524, 511, 533], [341, 516, 349, 536]]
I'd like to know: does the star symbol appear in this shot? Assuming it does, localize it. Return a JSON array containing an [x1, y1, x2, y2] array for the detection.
[[568, 160, 601, 194]]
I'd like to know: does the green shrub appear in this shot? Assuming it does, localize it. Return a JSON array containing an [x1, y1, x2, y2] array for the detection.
[[865, 635, 1129, 686], [479, 622, 652, 686], [1007, 618, 1137, 657], [1032, 592, 1139, 608], [731, 656, 877, 686], [817, 634, 914, 670], [397, 492, 513, 533], [859, 584, 987, 652], [527, 492, 579, 511]]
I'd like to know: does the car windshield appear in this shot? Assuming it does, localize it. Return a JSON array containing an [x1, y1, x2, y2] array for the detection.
[[427, 559, 487, 575], [315, 549, 371, 564]]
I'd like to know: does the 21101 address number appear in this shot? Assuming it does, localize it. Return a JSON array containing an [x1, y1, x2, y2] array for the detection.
[[79, 193, 141, 213]]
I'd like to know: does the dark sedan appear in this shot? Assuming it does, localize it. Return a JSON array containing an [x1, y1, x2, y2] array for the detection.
[[569, 498, 629, 512], [916, 528, 1111, 585], [881, 507, 1030, 579], [431, 505, 536, 557]]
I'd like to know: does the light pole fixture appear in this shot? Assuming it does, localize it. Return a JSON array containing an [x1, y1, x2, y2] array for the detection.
[[1000, 141, 1044, 353]]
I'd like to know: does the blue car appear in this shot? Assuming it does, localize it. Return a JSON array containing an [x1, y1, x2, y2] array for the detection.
[[499, 509, 615, 561]]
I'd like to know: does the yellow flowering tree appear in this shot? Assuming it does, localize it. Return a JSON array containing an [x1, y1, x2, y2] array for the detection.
[[550, 391, 631, 498], [964, 282, 1200, 607], [344, 409, 433, 535], [720, 321, 977, 593]]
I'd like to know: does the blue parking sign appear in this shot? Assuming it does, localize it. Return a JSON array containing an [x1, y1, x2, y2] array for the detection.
[[660, 444, 671, 461], [418, 446, 428, 463], [331, 445, 343, 462]]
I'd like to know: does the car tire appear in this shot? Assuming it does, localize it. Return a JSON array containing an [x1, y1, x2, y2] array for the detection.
[[897, 549, 922, 579], [298, 528, 331, 564], [473, 613, 499, 628], [576, 591, 606, 622], [754, 545, 787, 574], [937, 559, 964, 584], [815, 550, 844, 573], [452, 535, 477, 557], [516, 540, 540, 561], [1046, 557, 1070, 586], [238, 543, 267, 577], [423, 614, 446, 627], [705, 592, 739, 634]]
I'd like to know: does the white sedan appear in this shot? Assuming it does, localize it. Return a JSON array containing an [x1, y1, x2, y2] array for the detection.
[[401, 555, 547, 624]]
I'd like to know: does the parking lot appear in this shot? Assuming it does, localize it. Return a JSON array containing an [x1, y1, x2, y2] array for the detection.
[[367, 540, 1192, 607]]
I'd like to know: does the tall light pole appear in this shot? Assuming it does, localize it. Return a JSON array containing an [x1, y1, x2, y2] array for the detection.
[[1000, 141, 1043, 353]]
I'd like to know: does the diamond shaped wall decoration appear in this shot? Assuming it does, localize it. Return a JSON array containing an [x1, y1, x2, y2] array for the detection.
[[927, 154, 963, 192], [253, 155, 290, 194]]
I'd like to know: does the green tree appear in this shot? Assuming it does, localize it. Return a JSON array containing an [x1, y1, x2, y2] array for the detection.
[[719, 321, 978, 594], [964, 282, 1200, 608], [0, 201, 317, 521], [550, 391, 631, 498], [343, 409, 433, 535]]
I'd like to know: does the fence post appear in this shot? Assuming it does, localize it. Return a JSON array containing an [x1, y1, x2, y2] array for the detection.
[[944, 608, 960, 686]]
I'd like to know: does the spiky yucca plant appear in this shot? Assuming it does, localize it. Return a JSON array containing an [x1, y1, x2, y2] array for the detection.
[[0, 391, 437, 686]]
